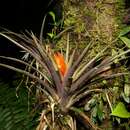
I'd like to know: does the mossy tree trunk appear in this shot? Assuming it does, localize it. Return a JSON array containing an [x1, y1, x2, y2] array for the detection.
[[55, 0, 125, 129], [57, 0, 125, 54]]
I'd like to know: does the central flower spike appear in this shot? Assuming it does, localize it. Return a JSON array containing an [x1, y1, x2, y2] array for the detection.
[[54, 52, 67, 76]]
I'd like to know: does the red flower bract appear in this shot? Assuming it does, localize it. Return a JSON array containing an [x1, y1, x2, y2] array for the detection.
[[54, 52, 67, 76]]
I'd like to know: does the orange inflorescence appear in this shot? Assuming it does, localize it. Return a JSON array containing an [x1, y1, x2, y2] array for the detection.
[[54, 52, 67, 76]]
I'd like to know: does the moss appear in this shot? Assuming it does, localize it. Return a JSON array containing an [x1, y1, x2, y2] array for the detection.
[[47, 1, 129, 129], [56, 0, 125, 55]]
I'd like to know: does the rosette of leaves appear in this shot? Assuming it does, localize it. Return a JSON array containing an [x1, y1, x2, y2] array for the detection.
[[0, 30, 130, 130]]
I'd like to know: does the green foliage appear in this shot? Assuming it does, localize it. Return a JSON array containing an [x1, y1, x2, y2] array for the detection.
[[0, 83, 37, 130], [49, 11, 56, 25], [93, 101, 104, 123], [119, 26, 130, 48], [111, 102, 130, 118], [0, 0, 129, 129], [120, 37, 130, 48], [84, 94, 106, 124], [122, 77, 130, 103], [119, 26, 130, 37], [0, 27, 130, 129], [124, 84, 130, 97], [47, 11, 63, 40]]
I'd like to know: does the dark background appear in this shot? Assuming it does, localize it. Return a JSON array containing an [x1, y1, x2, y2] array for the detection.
[[0, 0, 62, 32], [0, 0, 62, 82]]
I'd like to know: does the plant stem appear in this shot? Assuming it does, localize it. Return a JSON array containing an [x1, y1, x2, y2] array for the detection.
[[70, 107, 102, 130]]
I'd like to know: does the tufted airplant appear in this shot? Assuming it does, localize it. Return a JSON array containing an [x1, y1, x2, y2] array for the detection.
[[0, 30, 130, 130]]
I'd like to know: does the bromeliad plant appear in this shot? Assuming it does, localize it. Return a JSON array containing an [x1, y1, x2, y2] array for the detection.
[[0, 30, 130, 130]]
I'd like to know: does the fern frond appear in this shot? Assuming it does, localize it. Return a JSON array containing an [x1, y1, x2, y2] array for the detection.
[[0, 83, 37, 130]]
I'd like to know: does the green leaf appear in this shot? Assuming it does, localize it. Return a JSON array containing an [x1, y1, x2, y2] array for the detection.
[[120, 36, 130, 48], [97, 102, 104, 121], [47, 33, 55, 39], [112, 49, 119, 63], [119, 26, 130, 37], [124, 84, 130, 97], [122, 93, 130, 103], [111, 102, 130, 118], [49, 11, 56, 23]]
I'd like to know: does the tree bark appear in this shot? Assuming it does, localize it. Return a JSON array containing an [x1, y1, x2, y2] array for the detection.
[[56, 0, 125, 55]]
